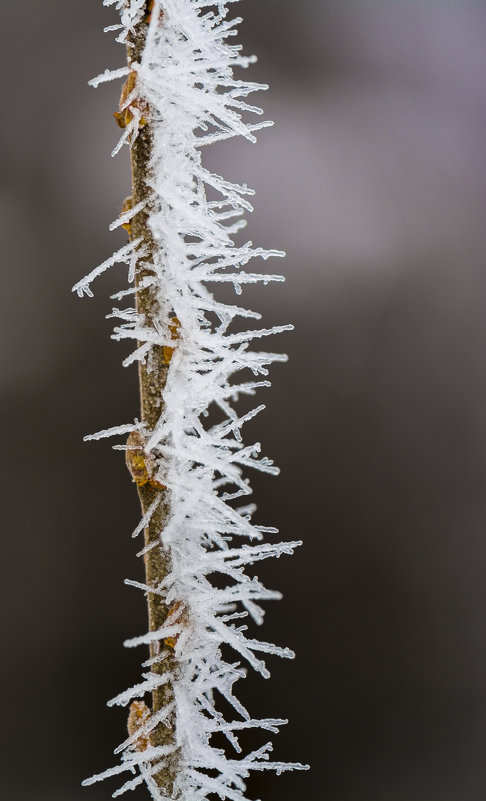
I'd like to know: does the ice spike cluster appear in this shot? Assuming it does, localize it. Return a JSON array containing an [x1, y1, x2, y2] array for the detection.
[[75, 1, 308, 799]]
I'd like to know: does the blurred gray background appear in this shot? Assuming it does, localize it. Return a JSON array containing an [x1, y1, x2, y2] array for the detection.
[[2, 0, 486, 799]]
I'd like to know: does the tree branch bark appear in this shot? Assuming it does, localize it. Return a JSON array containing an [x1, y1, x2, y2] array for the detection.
[[125, 6, 178, 796]]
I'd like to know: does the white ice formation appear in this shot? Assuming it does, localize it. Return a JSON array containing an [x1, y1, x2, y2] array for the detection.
[[75, 1, 308, 799]]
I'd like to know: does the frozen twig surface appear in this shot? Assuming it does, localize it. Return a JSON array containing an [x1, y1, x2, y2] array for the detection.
[[77, 1, 308, 798]]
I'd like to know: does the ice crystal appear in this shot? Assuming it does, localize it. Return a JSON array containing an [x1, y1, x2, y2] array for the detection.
[[77, 1, 308, 798]]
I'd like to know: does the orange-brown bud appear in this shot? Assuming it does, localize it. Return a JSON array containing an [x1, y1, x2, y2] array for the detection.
[[120, 196, 133, 236], [127, 700, 151, 751], [162, 317, 181, 365], [126, 431, 166, 490], [163, 601, 188, 649], [114, 71, 149, 131]]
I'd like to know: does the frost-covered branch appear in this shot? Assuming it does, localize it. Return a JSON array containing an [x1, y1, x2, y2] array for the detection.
[[77, 1, 308, 799]]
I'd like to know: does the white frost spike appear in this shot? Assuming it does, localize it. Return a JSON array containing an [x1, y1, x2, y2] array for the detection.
[[83, 421, 144, 441], [79, 1, 309, 799]]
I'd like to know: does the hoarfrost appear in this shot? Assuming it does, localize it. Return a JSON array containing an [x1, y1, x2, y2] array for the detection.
[[78, 1, 308, 798]]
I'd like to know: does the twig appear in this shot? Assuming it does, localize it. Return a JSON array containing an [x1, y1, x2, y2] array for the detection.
[[125, 6, 178, 796]]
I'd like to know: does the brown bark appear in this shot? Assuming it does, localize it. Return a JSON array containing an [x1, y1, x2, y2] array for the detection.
[[124, 6, 178, 797]]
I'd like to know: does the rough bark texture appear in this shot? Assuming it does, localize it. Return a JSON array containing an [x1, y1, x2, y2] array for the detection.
[[125, 6, 178, 796]]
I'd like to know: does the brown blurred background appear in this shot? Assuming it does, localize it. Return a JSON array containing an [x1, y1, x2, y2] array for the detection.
[[2, 0, 486, 799]]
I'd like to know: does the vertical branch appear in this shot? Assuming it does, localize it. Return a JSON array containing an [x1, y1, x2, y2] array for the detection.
[[79, 3, 308, 798], [124, 6, 178, 796]]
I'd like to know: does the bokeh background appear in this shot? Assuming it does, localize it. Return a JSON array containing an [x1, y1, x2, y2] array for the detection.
[[2, 1, 486, 799]]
